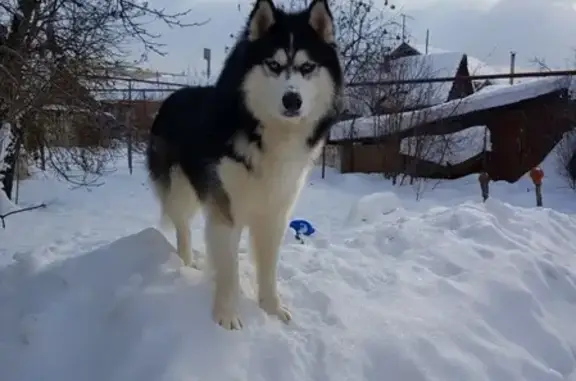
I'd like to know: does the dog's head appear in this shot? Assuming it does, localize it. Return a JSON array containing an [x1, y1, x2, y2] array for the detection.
[[240, 0, 343, 126]]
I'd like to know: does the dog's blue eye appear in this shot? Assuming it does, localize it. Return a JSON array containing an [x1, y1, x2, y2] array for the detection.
[[265, 60, 282, 73], [299, 63, 317, 75]]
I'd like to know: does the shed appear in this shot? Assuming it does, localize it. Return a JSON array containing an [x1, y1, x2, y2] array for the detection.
[[328, 76, 574, 183]]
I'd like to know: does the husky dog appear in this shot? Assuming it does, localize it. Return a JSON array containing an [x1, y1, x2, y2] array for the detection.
[[146, 0, 343, 330]]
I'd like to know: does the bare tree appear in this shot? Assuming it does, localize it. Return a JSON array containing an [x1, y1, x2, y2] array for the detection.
[[534, 53, 576, 190], [554, 129, 576, 189], [286, 0, 401, 79], [232, 1, 481, 198], [353, 52, 474, 171], [531, 56, 552, 72], [233, 0, 401, 86], [332, 48, 486, 200], [0, 122, 14, 208], [0, 0, 205, 199]]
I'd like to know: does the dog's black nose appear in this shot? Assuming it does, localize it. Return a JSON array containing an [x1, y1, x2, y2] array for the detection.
[[282, 91, 302, 112]]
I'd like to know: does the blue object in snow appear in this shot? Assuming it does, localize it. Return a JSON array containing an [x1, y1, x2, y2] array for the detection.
[[289, 219, 315, 242]]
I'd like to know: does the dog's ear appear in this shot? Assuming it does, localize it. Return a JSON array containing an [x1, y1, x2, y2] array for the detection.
[[308, 0, 334, 44], [247, 0, 276, 41]]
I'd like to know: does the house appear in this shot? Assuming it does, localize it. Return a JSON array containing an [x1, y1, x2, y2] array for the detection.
[[387, 42, 420, 59], [374, 43, 477, 114], [340, 47, 474, 119], [340, 42, 502, 118], [327, 43, 523, 178], [326, 76, 574, 183]]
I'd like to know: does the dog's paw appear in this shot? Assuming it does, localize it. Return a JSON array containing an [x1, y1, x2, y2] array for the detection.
[[176, 254, 193, 268], [212, 303, 243, 330], [259, 296, 292, 324], [176, 249, 204, 269], [190, 249, 205, 270], [273, 305, 292, 323], [188, 259, 203, 270]]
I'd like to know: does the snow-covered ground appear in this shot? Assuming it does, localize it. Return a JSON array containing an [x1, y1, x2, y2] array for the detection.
[[1, 151, 576, 381]]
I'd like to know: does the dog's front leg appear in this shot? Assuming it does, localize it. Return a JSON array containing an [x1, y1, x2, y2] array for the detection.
[[249, 213, 292, 323], [205, 208, 243, 330]]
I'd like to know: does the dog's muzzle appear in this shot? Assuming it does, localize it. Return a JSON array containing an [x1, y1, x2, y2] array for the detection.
[[282, 91, 302, 117]]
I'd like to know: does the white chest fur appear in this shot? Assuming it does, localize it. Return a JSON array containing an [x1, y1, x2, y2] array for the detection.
[[216, 125, 319, 224]]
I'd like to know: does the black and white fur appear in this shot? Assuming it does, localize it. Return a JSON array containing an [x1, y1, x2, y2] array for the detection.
[[146, 0, 343, 330]]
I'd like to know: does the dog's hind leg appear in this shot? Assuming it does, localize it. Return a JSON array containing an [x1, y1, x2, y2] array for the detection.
[[249, 212, 292, 323], [157, 166, 201, 267]]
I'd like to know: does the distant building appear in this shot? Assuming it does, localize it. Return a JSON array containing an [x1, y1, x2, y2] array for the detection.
[[340, 42, 501, 119], [376, 46, 475, 114], [327, 76, 574, 183]]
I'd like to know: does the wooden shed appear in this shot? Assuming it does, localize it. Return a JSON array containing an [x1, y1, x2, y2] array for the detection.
[[329, 76, 574, 183]]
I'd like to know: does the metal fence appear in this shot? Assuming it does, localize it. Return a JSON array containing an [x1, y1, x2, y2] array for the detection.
[[87, 69, 576, 92], [86, 69, 576, 175]]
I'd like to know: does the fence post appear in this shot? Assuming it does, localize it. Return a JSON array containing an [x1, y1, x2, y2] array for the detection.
[[126, 116, 133, 175], [529, 167, 544, 207], [126, 80, 133, 175], [321, 145, 326, 179], [478, 172, 490, 202]]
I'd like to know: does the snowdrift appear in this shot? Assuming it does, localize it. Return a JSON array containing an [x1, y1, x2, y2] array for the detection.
[[2, 198, 576, 381]]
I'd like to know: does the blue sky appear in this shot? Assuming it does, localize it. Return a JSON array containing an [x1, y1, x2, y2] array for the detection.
[[134, 0, 576, 80]]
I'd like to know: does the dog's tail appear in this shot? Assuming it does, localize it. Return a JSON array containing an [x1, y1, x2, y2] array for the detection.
[[146, 131, 175, 230], [146, 130, 172, 181]]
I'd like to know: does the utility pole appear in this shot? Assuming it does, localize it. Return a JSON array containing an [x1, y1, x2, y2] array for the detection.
[[203, 48, 211, 81], [509, 51, 516, 85], [400, 13, 414, 43], [425, 29, 430, 54]]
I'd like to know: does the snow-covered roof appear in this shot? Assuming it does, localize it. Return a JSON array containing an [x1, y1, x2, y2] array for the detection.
[[331, 76, 572, 142], [341, 50, 467, 116], [412, 45, 500, 71], [400, 125, 490, 165], [341, 44, 514, 117], [388, 52, 465, 105]]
